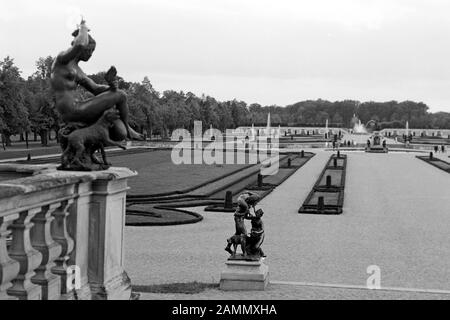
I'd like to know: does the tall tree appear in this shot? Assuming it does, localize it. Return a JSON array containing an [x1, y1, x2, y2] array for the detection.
[[0, 56, 29, 146], [26, 56, 58, 146]]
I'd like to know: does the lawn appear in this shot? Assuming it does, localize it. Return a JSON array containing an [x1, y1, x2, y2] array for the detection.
[[111, 149, 251, 195]]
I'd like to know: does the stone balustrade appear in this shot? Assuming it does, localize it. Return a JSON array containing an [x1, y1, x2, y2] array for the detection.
[[0, 164, 136, 300]]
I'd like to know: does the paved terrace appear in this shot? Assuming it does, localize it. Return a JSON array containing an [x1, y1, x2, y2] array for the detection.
[[124, 150, 450, 299]]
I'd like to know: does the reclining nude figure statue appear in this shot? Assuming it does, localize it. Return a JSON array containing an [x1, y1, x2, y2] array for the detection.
[[51, 19, 143, 170]]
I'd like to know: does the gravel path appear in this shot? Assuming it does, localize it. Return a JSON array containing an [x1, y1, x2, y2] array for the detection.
[[137, 283, 450, 300], [124, 151, 329, 284], [124, 150, 450, 299]]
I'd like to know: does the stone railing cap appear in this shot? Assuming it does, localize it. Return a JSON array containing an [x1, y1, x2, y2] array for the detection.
[[0, 163, 58, 174], [0, 166, 137, 199]]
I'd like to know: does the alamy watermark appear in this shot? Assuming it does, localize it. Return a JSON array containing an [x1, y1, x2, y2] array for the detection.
[[170, 121, 280, 175], [66, 265, 81, 291], [366, 265, 381, 290]]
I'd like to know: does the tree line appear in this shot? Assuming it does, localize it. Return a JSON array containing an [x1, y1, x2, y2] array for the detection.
[[1, 55, 450, 146]]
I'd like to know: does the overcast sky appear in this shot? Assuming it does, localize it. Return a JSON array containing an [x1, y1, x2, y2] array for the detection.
[[2, 0, 450, 112]]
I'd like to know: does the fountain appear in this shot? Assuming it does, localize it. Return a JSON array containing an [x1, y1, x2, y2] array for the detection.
[[404, 121, 411, 145], [353, 119, 367, 134], [365, 131, 388, 153], [324, 119, 330, 147]]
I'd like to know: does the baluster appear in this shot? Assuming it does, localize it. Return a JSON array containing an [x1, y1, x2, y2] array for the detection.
[[7, 209, 43, 300], [51, 199, 74, 295], [0, 214, 20, 300], [30, 203, 62, 300]]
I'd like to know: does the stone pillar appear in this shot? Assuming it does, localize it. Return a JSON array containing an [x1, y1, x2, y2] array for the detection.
[[0, 214, 20, 300], [7, 209, 43, 300], [30, 203, 62, 300], [66, 182, 92, 300], [88, 168, 136, 300]]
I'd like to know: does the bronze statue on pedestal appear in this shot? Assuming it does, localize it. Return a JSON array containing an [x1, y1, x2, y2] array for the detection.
[[51, 19, 143, 171], [225, 191, 266, 260]]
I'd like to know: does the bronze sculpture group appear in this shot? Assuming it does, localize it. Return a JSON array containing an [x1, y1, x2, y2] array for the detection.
[[225, 191, 266, 260], [51, 19, 143, 171]]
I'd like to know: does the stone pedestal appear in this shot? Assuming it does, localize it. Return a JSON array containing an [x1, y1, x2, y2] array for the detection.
[[66, 182, 93, 300], [220, 259, 269, 291], [88, 168, 136, 300]]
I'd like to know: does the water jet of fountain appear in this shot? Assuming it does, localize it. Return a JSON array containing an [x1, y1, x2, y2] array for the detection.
[[353, 118, 367, 134]]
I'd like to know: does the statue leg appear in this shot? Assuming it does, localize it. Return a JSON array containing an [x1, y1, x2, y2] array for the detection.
[[71, 142, 91, 171], [90, 146, 105, 165], [104, 137, 127, 150], [240, 234, 247, 256], [68, 90, 143, 141], [99, 146, 110, 165], [259, 248, 266, 257], [109, 91, 143, 141], [250, 233, 265, 257], [225, 238, 233, 255], [61, 147, 71, 169]]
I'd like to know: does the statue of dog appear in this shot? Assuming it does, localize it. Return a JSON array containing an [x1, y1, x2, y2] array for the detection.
[[225, 234, 247, 257], [60, 108, 126, 171]]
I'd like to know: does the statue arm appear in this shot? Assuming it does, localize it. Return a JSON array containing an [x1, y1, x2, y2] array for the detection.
[[78, 74, 110, 96], [56, 22, 89, 65], [245, 210, 255, 220], [246, 191, 260, 199]]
